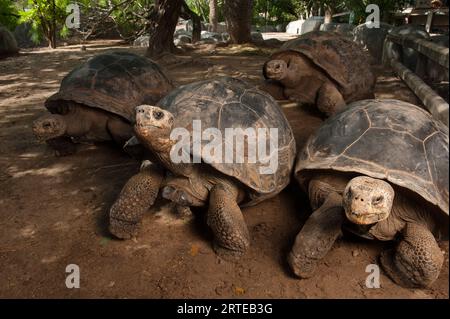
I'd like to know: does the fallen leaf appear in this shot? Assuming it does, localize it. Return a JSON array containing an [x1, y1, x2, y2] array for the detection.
[[234, 286, 245, 296], [190, 244, 199, 256]]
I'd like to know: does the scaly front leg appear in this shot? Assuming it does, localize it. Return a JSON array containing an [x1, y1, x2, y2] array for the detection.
[[109, 161, 164, 239], [380, 223, 444, 288], [288, 192, 345, 278], [316, 82, 346, 117], [46, 136, 77, 156], [207, 184, 250, 260]]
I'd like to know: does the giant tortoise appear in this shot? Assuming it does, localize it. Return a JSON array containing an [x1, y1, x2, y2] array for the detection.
[[109, 77, 296, 259], [262, 31, 376, 117], [32, 51, 174, 155], [289, 99, 448, 288]]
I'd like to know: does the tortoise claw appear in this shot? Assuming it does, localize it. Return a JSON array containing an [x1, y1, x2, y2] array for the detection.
[[213, 242, 246, 262], [109, 218, 141, 239]]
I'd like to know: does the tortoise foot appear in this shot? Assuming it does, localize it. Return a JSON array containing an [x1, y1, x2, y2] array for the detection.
[[109, 218, 141, 240], [380, 223, 444, 288], [46, 137, 77, 156], [213, 242, 246, 262], [287, 250, 317, 279]]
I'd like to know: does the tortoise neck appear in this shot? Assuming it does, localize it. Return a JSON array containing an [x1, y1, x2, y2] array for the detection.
[[137, 131, 187, 174]]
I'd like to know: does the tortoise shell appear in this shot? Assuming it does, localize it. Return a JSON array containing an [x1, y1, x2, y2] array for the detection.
[[273, 31, 375, 97], [296, 99, 449, 216], [45, 51, 173, 122], [157, 77, 296, 205]]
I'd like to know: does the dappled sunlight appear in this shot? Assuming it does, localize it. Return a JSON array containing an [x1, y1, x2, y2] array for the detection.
[[16, 152, 41, 159], [18, 225, 37, 238], [7, 163, 73, 178], [0, 26, 447, 298], [3, 112, 36, 120]]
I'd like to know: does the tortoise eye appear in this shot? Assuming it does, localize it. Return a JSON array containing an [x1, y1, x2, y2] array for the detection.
[[372, 196, 384, 205], [346, 186, 353, 198], [153, 111, 164, 120]]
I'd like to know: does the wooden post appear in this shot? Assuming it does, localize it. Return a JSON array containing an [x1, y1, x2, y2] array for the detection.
[[390, 59, 449, 127], [386, 34, 449, 69], [425, 9, 435, 33]]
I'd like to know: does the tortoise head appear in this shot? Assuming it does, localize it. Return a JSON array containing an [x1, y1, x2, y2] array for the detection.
[[134, 105, 174, 146], [32, 114, 67, 141], [264, 59, 288, 81], [264, 53, 309, 85], [343, 176, 395, 225]]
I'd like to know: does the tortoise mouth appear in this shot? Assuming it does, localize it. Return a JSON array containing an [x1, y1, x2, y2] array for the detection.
[[135, 123, 162, 129], [345, 211, 389, 225]]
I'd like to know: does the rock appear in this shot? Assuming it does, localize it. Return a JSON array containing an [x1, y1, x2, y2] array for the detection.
[[174, 34, 191, 46], [320, 23, 354, 37], [174, 29, 192, 37], [133, 35, 150, 47], [0, 26, 19, 55], [13, 23, 40, 48], [197, 38, 218, 45], [201, 31, 222, 42], [251, 32, 264, 43], [221, 32, 230, 42], [301, 17, 324, 35], [353, 22, 393, 64], [286, 19, 305, 34]]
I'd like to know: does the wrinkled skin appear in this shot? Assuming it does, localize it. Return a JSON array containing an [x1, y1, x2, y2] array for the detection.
[[263, 52, 346, 117], [32, 102, 133, 156], [289, 174, 444, 288], [109, 105, 251, 259]]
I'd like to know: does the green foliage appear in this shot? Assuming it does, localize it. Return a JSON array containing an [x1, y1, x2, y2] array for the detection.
[[344, 0, 408, 24], [292, 0, 408, 23], [186, 0, 210, 21], [0, 0, 20, 30], [253, 0, 297, 25], [76, 0, 155, 39], [5, 0, 412, 46], [18, 0, 71, 44]]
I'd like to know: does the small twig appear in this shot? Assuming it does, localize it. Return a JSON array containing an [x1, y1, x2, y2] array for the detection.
[[91, 162, 138, 172]]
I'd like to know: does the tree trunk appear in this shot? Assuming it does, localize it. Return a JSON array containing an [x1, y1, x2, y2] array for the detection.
[[49, 0, 57, 48], [146, 0, 184, 57], [46, 28, 57, 49], [208, 0, 218, 32], [324, 8, 333, 24], [180, 1, 201, 43], [223, 0, 253, 44]]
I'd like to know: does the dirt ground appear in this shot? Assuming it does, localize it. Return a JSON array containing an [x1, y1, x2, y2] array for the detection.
[[0, 39, 448, 299]]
